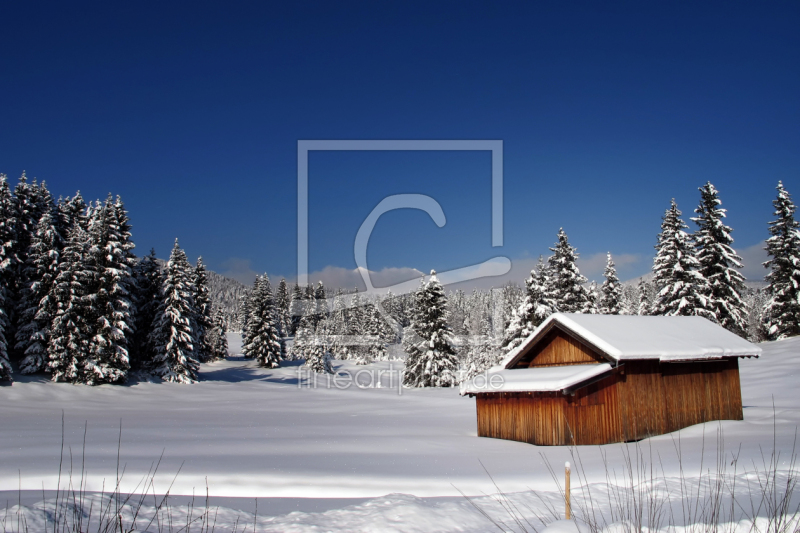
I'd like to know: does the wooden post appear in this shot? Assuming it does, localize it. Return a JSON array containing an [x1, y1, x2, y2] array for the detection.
[[565, 461, 571, 520]]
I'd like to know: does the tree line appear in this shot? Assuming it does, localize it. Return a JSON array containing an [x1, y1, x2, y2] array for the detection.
[[0, 173, 228, 384], [239, 180, 800, 387], [4, 172, 797, 388]]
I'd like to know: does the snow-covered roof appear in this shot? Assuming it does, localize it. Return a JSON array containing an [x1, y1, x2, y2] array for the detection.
[[501, 313, 762, 368], [460, 363, 613, 395]]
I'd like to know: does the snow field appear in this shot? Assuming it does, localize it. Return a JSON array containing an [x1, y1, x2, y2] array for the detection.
[[0, 333, 798, 531]]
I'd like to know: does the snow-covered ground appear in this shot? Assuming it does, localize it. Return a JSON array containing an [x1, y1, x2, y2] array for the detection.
[[1, 333, 798, 531]]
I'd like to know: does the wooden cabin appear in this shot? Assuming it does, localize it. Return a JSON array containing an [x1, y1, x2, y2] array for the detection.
[[461, 313, 761, 446]]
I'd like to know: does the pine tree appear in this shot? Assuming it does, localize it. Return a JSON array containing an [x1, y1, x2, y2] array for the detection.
[[240, 283, 256, 354], [360, 300, 391, 362], [303, 332, 334, 374], [652, 200, 713, 318], [384, 290, 412, 328], [11, 173, 39, 294], [290, 282, 305, 335], [347, 291, 370, 364], [59, 192, 88, 232], [0, 288, 10, 382], [637, 279, 654, 316], [502, 256, 557, 353], [0, 176, 17, 381], [131, 249, 163, 369], [463, 312, 499, 381], [691, 182, 748, 336], [15, 212, 63, 374], [327, 289, 350, 359], [148, 240, 199, 383], [600, 253, 625, 314], [583, 281, 600, 314], [242, 275, 282, 368], [764, 182, 800, 339], [47, 226, 95, 383], [548, 229, 588, 313], [193, 257, 214, 362], [31, 181, 56, 226], [275, 278, 291, 338], [403, 271, 459, 388], [447, 289, 468, 337], [205, 311, 229, 360], [314, 281, 328, 323], [84, 197, 135, 384]]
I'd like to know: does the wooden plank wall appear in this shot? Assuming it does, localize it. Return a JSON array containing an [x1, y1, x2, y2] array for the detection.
[[476, 373, 624, 446], [513, 331, 605, 368], [476, 357, 745, 446], [661, 358, 743, 431]]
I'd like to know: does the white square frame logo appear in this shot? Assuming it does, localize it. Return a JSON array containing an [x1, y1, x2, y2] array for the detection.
[[296, 139, 504, 286]]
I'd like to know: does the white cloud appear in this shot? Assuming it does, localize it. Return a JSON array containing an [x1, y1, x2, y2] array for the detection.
[[219, 250, 646, 293], [737, 241, 768, 282], [577, 252, 642, 283], [302, 265, 425, 292]]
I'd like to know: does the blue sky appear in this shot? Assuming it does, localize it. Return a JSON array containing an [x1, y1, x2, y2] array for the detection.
[[1, 2, 798, 288]]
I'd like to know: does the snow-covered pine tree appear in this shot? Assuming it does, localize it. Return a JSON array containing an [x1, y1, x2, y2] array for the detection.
[[500, 282, 524, 334], [131, 249, 163, 369], [447, 290, 468, 337], [83, 197, 135, 384], [361, 300, 391, 362], [59, 192, 88, 232], [205, 310, 229, 360], [464, 289, 489, 339], [501, 256, 557, 353], [275, 278, 291, 338], [290, 282, 305, 335], [548, 229, 588, 313], [744, 288, 769, 343], [384, 290, 412, 328], [31, 181, 55, 225], [652, 200, 713, 318], [240, 283, 256, 354], [763, 182, 800, 339], [47, 225, 95, 383], [0, 176, 17, 381], [301, 288, 317, 333], [148, 240, 199, 383], [583, 281, 600, 314], [242, 275, 282, 368], [11, 178, 56, 302], [383, 290, 396, 322], [290, 321, 310, 361], [691, 182, 748, 336], [0, 287, 9, 381], [303, 332, 334, 374], [15, 211, 63, 374], [403, 271, 459, 388], [192, 257, 215, 362], [373, 296, 398, 345], [462, 311, 499, 381], [347, 291, 371, 364], [10, 173, 39, 295], [600, 253, 625, 315], [314, 281, 328, 324], [327, 289, 350, 359], [636, 279, 653, 316]]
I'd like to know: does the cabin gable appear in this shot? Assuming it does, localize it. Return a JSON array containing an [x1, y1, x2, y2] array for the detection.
[[511, 328, 607, 368]]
